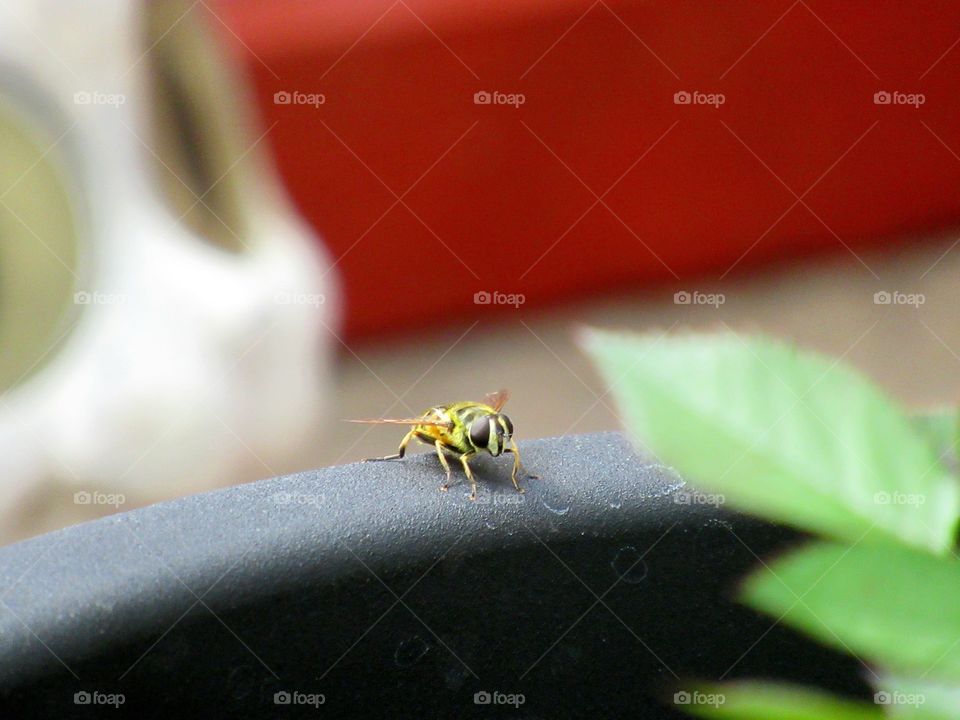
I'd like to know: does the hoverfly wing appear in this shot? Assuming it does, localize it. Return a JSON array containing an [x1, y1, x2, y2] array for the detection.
[[346, 417, 453, 428], [482, 389, 510, 412]]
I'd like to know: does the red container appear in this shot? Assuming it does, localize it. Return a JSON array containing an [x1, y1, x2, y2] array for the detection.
[[212, 0, 960, 339]]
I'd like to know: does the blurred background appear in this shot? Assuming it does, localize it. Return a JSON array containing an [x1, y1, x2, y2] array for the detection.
[[2, 0, 960, 545]]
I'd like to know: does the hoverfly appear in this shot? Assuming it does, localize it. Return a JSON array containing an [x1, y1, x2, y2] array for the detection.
[[349, 390, 536, 500]]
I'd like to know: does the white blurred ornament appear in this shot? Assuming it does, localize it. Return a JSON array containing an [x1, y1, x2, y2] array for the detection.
[[0, 0, 338, 543]]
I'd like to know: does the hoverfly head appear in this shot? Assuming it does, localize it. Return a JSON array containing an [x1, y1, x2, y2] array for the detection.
[[469, 413, 513, 456]]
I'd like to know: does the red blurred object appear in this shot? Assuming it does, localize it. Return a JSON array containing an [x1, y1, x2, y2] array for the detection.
[[211, 0, 960, 340]]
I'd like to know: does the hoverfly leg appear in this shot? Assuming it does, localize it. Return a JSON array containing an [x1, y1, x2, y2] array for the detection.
[[364, 453, 401, 462], [505, 443, 537, 490], [434, 441, 454, 492], [508, 450, 525, 494], [459, 452, 479, 501], [363, 429, 415, 462], [503, 446, 524, 493]]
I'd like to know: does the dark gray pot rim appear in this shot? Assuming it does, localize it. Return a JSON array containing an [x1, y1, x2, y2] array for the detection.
[[0, 432, 868, 717]]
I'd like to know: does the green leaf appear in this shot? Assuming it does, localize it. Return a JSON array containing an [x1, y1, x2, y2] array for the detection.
[[579, 329, 960, 553], [742, 541, 960, 682], [910, 410, 958, 472], [673, 681, 881, 720], [874, 671, 960, 719]]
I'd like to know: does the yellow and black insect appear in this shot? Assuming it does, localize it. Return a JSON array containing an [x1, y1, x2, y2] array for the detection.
[[349, 390, 536, 500]]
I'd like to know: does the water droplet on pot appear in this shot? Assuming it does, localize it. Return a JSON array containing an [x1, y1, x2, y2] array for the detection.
[[394, 636, 430, 667], [541, 497, 570, 515], [444, 665, 469, 691], [227, 665, 255, 699], [611, 546, 647, 584]]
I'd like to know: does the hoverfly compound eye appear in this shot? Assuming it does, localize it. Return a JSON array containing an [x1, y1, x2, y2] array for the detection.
[[469, 417, 490, 449]]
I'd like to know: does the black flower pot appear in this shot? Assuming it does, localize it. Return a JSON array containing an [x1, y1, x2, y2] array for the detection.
[[0, 432, 868, 717]]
